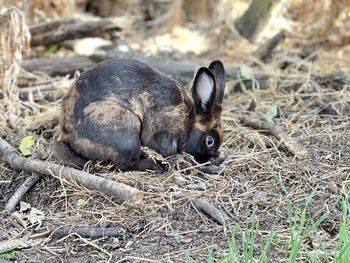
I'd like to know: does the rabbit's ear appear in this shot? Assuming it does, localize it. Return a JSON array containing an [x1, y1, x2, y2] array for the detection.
[[192, 67, 216, 113], [208, 60, 225, 104]]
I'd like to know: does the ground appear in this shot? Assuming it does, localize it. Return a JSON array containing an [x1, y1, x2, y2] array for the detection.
[[1, 2, 350, 262], [1, 63, 350, 261]]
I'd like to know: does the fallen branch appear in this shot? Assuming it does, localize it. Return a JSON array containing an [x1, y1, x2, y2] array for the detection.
[[191, 198, 228, 225], [312, 99, 339, 115], [252, 31, 286, 61], [21, 51, 199, 84], [90, 48, 200, 84], [0, 238, 29, 253], [240, 117, 308, 158], [30, 17, 122, 47], [0, 137, 143, 205], [5, 173, 42, 213], [51, 226, 127, 239], [21, 56, 95, 77], [29, 18, 79, 36]]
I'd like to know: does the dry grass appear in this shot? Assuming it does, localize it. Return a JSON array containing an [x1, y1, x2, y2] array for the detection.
[[0, 45, 349, 262], [1, 2, 350, 262]]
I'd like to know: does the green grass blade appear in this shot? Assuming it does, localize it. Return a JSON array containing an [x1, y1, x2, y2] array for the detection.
[[287, 189, 317, 263], [258, 226, 276, 263]]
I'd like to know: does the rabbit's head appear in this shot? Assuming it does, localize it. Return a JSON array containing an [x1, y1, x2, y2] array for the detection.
[[185, 60, 226, 162]]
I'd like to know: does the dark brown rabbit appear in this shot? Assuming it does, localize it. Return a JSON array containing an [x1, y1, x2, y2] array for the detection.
[[55, 58, 225, 170]]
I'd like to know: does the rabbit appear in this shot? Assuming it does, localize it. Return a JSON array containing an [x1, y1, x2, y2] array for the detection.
[[55, 58, 226, 171]]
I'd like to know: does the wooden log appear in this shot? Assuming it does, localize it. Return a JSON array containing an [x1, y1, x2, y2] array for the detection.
[[21, 56, 95, 77], [29, 18, 79, 36], [30, 17, 122, 47], [21, 51, 200, 84], [90, 47, 199, 84]]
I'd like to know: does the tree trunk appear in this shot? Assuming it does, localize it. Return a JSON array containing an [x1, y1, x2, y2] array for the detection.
[[234, 0, 281, 42]]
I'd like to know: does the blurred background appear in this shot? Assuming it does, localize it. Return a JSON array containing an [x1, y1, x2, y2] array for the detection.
[[2, 0, 350, 71]]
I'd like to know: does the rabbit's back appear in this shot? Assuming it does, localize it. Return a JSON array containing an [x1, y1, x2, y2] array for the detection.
[[74, 59, 186, 111]]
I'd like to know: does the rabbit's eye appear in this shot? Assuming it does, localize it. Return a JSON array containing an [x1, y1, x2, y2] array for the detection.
[[206, 135, 215, 148]]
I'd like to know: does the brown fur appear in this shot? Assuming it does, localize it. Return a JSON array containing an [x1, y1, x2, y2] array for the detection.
[[55, 59, 225, 170]]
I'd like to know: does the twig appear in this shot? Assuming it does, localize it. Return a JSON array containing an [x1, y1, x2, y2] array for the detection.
[[0, 137, 143, 205], [0, 238, 29, 253], [252, 31, 286, 61], [240, 117, 308, 158], [0, 259, 13, 263], [50, 226, 127, 239], [4, 173, 42, 213], [191, 198, 228, 225], [19, 83, 64, 94], [56, 233, 111, 260]]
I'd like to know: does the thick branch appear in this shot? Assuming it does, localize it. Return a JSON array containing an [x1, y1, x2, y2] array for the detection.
[[0, 137, 143, 205], [21, 51, 199, 84], [30, 18, 122, 47], [51, 226, 127, 239], [90, 48, 199, 84], [21, 56, 95, 77], [252, 31, 286, 61], [29, 18, 79, 36]]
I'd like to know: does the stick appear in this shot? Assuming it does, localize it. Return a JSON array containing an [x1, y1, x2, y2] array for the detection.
[[312, 99, 339, 115], [252, 31, 286, 61], [191, 198, 228, 225], [0, 138, 143, 204], [19, 83, 62, 94], [240, 117, 308, 158], [0, 238, 29, 253], [0, 259, 13, 263], [51, 226, 127, 239], [30, 18, 122, 47], [5, 173, 42, 213]]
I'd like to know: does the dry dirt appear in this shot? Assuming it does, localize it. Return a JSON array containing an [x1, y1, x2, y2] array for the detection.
[[1, 60, 350, 262]]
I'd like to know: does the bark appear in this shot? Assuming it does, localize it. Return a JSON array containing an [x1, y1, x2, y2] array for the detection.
[[234, 0, 281, 41], [0, 137, 143, 205]]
